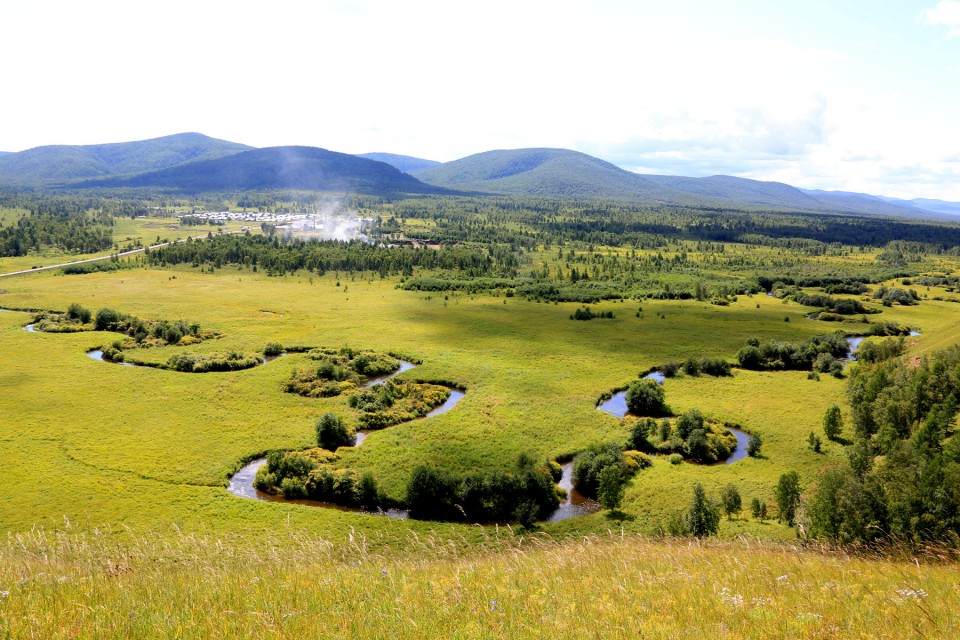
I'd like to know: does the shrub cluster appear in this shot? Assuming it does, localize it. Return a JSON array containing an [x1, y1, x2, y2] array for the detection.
[[736, 333, 850, 371], [572, 443, 650, 498], [32, 305, 217, 350], [349, 381, 451, 429], [791, 292, 875, 315], [624, 379, 669, 416], [315, 412, 355, 450], [32, 303, 92, 333], [570, 306, 614, 320], [626, 411, 737, 464], [61, 261, 124, 275], [284, 347, 402, 397], [406, 455, 560, 525], [254, 449, 382, 510], [166, 351, 261, 373], [856, 336, 906, 364], [872, 286, 919, 306], [680, 356, 731, 377]]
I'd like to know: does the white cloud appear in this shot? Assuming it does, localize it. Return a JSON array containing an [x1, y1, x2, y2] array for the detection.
[[1, 1, 959, 199], [925, 1, 960, 36]]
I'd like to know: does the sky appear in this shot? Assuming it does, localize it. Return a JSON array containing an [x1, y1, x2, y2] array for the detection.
[[2, 0, 959, 200]]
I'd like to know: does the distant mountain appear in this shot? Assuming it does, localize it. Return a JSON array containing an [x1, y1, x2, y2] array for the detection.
[[0, 133, 251, 185], [880, 197, 960, 218], [412, 148, 937, 217], [356, 153, 440, 174], [3, 132, 955, 218], [412, 148, 676, 199], [801, 189, 959, 219], [645, 174, 829, 209], [907, 198, 960, 217], [82, 146, 449, 195], [0, 151, 10, 157]]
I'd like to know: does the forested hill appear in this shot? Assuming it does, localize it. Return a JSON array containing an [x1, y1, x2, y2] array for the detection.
[[412, 148, 677, 200], [0, 133, 251, 185], [81, 146, 453, 196], [412, 148, 944, 218], [356, 152, 440, 173]]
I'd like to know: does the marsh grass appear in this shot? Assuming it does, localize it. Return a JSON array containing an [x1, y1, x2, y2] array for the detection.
[[0, 263, 950, 540]]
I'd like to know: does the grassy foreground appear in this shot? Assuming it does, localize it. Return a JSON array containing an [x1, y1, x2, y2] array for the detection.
[[1, 529, 955, 639]]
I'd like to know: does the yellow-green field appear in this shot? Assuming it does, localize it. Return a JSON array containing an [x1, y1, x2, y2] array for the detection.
[[0, 262, 951, 539], [2, 244, 959, 637], [2, 528, 956, 639]]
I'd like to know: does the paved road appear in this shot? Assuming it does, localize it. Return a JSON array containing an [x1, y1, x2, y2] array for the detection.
[[0, 232, 233, 278]]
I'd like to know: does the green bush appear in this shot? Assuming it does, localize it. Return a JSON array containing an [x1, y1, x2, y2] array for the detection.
[[624, 379, 668, 416], [316, 413, 355, 450], [263, 342, 284, 356]]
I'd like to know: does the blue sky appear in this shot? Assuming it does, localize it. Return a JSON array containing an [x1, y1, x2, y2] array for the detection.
[[2, 0, 959, 199]]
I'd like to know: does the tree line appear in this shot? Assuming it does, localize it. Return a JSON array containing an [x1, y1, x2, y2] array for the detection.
[[144, 233, 518, 278], [806, 345, 960, 543]]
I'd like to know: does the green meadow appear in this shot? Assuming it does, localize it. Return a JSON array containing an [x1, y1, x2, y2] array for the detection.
[[0, 258, 945, 539], [3, 204, 960, 637]]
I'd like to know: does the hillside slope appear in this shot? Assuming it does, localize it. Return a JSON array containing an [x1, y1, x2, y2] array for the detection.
[[412, 148, 931, 216], [3, 531, 955, 638], [0, 133, 251, 185], [356, 152, 440, 174], [83, 146, 450, 195], [412, 148, 679, 199]]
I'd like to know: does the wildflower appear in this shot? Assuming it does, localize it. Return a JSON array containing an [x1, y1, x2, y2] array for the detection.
[[0, 590, 8, 599], [776, 574, 788, 582], [718, 587, 744, 608], [893, 588, 928, 603], [797, 612, 823, 621]]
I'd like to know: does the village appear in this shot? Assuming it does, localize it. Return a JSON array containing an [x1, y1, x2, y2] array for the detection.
[[178, 210, 311, 224]]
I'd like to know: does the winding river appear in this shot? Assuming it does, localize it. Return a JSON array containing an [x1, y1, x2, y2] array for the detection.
[[548, 462, 600, 521], [363, 360, 415, 386], [18, 310, 923, 523], [354, 389, 465, 446], [87, 349, 136, 367], [227, 458, 410, 518], [845, 330, 921, 362]]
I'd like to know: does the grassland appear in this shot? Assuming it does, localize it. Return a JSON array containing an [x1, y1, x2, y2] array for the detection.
[[2, 528, 956, 639], [0, 258, 947, 539], [3, 217, 959, 636]]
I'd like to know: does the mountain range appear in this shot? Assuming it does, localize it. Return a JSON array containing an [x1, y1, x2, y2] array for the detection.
[[0, 133, 956, 219]]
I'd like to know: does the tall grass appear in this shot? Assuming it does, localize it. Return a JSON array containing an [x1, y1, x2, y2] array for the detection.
[[1, 528, 955, 638]]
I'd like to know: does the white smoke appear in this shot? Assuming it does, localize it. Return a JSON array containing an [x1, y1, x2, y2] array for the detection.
[[280, 197, 372, 242]]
